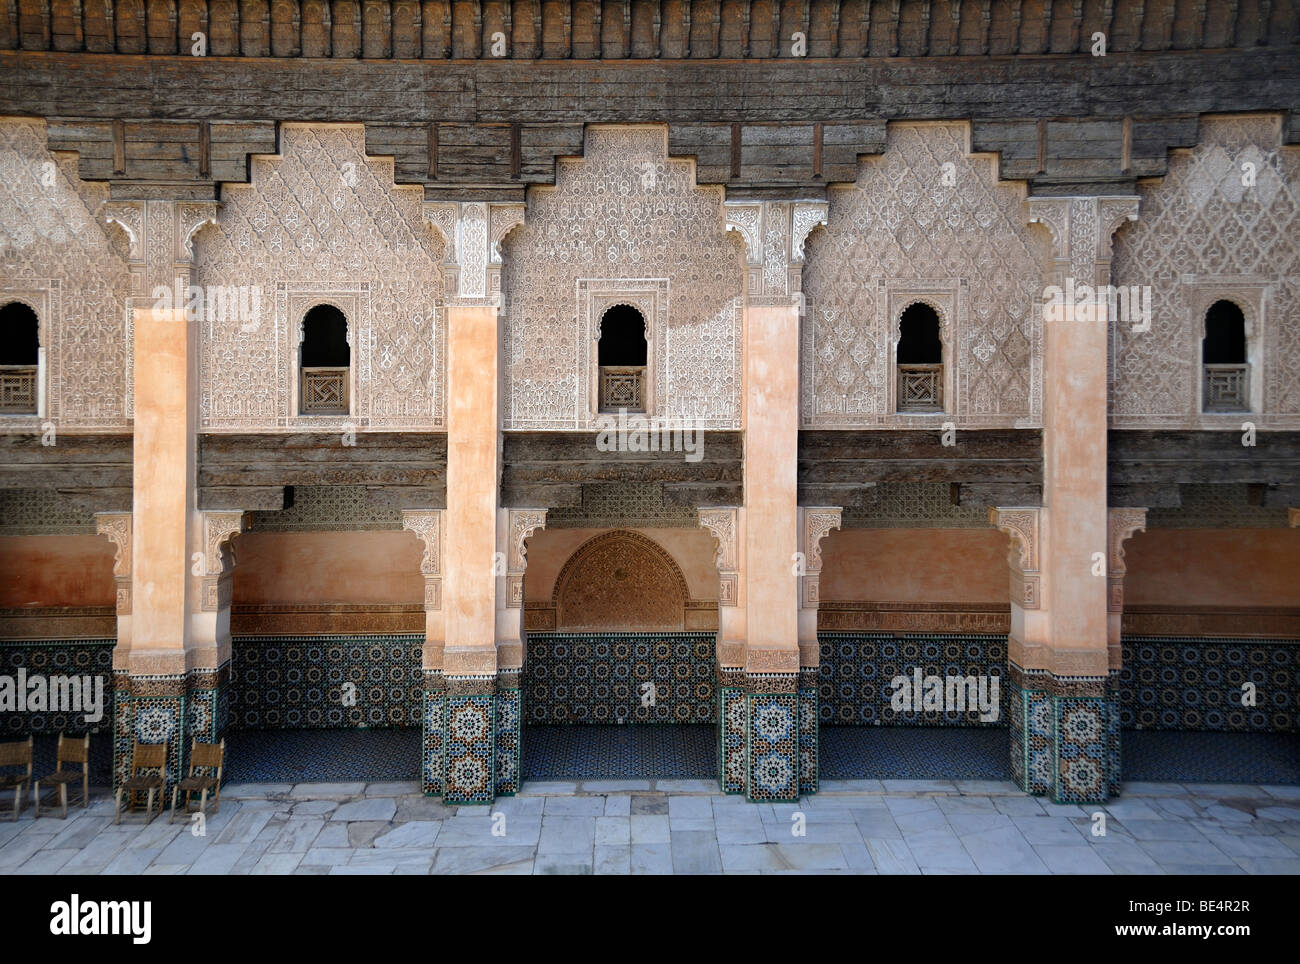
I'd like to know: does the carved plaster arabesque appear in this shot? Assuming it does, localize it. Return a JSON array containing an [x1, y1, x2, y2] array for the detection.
[[1107, 507, 1148, 613], [698, 507, 740, 606], [802, 123, 1044, 428], [198, 125, 445, 430], [0, 119, 132, 429], [1026, 194, 1139, 288], [724, 199, 828, 301], [501, 126, 744, 430], [95, 511, 132, 615], [989, 506, 1042, 609], [1110, 117, 1300, 427]]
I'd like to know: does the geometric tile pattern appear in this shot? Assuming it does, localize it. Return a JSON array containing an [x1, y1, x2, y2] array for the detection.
[[1053, 697, 1109, 804], [745, 692, 799, 802], [443, 695, 495, 805], [0, 638, 114, 735], [223, 728, 421, 783], [421, 688, 443, 796], [1120, 636, 1299, 732], [525, 633, 715, 724], [818, 633, 1008, 726], [719, 686, 746, 794], [1007, 675, 1054, 797], [113, 676, 186, 791], [229, 634, 423, 730], [495, 687, 522, 797], [1009, 670, 1120, 804], [798, 685, 818, 795]]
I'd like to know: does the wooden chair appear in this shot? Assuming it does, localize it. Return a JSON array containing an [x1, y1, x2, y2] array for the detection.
[[170, 738, 224, 824], [114, 740, 167, 825], [0, 737, 32, 821], [33, 733, 90, 819]]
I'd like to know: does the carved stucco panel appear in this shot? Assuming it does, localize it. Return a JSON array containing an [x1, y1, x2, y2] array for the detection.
[[1111, 115, 1300, 426], [502, 126, 745, 429], [195, 124, 446, 430], [801, 122, 1045, 428], [552, 529, 692, 630], [0, 119, 132, 429]]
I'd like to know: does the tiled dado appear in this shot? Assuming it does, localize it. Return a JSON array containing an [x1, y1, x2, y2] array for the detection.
[[1120, 637, 1299, 733], [818, 633, 1008, 726], [228, 635, 423, 730], [421, 673, 522, 804], [1007, 665, 1118, 805], [0, 638, 115, 736], [111, 667, 232, 792], [524, 633, 716, 724]]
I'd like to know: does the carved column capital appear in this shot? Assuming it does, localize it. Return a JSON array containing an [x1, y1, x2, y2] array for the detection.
[[799, 506, 841, 610], [698, 507, 740, 607], [199, 510, 251, 613], [506, 508, 547, 609], [402, 509, 444, 611], [424, 200, 526, 305], [1026, 195, 1139, 287], [1107, 506, 1147, 614], [989, 506, 1042, 610], [724, 199, 827, 302], [95, 511, 132, 615]]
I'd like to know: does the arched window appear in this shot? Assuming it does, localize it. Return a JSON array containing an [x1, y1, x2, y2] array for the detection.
[[896, 302, 943, 412], [0, 302, 40, 414], [1202, 300, 1248, 412], [299, 304, 350, 415], [598, 304, 647, 412]]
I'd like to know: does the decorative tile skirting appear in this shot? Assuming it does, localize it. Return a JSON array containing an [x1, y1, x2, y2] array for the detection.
[[524, 632, 716, 724], [0, 638, 114, 736], [419, 672, 521, 803], [113, 671, 186, 792], [817, 633, 1008, 726], [443, 693, 496, 805], [228, 634, 423, 730], [1007, 664, 1116, 805], [746, 688, 800, 802], [719, 686, 746, 794], [1119, 636, 1299, 732]]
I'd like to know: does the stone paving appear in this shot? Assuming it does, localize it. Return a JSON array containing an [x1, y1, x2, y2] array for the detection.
[[1, 779, 1298, 875]]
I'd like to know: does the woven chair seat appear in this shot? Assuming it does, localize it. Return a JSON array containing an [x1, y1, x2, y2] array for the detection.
[[177, 775, 217, 792], [0, 775, 29, 789], [39, 770, 83, 784], [121, 776, 164, 791]]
